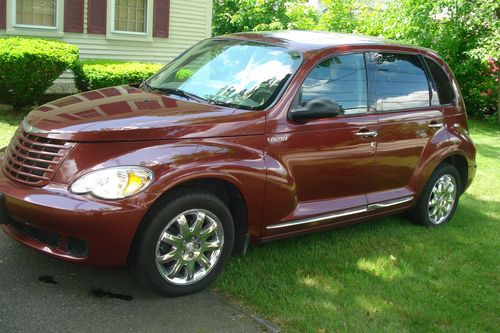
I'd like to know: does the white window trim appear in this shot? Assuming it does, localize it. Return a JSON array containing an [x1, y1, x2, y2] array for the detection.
[[6, 0, 64, 37], [107, 0, 153, 42]]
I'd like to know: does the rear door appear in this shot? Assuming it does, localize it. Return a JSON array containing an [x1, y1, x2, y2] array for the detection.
[[366, 51, 444, 207]]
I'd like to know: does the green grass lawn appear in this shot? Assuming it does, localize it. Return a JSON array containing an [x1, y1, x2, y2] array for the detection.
[[0, 111, 498, 332], [0, 110, 25, 147]]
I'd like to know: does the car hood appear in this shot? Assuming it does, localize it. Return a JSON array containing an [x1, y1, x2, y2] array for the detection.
[[23, 86, 265, 142]]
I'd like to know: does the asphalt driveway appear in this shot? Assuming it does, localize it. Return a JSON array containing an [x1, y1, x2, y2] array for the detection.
[[0, 231, 266, 333]]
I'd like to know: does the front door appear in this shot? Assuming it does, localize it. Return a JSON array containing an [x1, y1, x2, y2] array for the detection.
[[262, 52, 377, 235]]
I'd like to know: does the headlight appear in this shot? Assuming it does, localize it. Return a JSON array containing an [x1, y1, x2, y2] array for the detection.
[[70, 166, 154, 200]]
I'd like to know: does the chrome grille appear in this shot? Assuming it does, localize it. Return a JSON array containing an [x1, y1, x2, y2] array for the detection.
[[2, 130, 73, 186]]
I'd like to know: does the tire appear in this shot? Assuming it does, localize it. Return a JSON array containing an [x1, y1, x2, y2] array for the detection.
[[131, 190, 235, 296], [409, 163, 461, 227]]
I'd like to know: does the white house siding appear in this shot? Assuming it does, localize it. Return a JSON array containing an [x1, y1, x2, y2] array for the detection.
[[1, 0, 213, 94], [64, 0, 212, 62]]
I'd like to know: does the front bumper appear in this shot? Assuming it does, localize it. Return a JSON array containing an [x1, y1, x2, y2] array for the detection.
[[0, 170, 151, 267]]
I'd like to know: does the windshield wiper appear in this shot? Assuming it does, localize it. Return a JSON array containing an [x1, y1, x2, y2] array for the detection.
[[149, 86, 207, 104], [206, 99, 239, 108], [144, 84, 239, 108], [141, 81, 153, 92]]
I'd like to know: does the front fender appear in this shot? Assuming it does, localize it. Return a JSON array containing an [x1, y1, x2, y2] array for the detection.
[[55, 136, 267, 239]]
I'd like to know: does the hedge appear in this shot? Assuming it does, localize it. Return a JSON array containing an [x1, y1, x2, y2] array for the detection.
[[0, 37, 79, 108], [73, 60, 163, 91]]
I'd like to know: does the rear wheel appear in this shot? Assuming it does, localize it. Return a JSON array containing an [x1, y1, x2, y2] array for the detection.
[[131, 190, 234, 296], [409, 163, 461, 226]]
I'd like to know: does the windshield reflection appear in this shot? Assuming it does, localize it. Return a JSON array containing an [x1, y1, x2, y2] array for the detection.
[[147, 39, 302, 110]]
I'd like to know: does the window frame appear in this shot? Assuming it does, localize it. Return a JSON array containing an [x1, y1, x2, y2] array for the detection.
[[108, 0, 153, 40], [366, 50, 435, 114], [289, 51, 371, 119], [421, 55, 457, 107], [6, 0, 64, 37], [418, 54, 440, 106]]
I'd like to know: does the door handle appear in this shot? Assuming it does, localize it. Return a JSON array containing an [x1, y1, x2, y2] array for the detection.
[[428, 122, 443, 129], [355, 130, 378, 138]]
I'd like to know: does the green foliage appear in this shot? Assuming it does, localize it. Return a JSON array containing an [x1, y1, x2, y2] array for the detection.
[[73, 60, 163, 91], [315, 0, 358, 32], [175, 68, 194, 81], [213, 0, 499, 117], [0, 37, 79, 109], [212, 0, 309, 35]]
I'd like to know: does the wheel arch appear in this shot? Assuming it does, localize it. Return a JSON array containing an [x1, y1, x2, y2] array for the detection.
[[129, 174, 250, 263], [441, 154, 468, 194], [412, 150, 470, 200]]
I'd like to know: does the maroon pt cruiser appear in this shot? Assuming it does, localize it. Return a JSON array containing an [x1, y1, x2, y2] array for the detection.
[[0, 31, 476, 296]]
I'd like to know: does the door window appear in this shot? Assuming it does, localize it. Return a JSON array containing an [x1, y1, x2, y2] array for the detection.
[[299, 53, 368, 115], [368, 52, 431, 111], [425, 57, 456, 105]]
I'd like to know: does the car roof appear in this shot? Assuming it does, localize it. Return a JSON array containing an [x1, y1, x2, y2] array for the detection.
[[220, 30, 436, 55]]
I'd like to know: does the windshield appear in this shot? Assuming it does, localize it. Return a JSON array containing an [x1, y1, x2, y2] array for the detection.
[[147, 39, 302, 110]]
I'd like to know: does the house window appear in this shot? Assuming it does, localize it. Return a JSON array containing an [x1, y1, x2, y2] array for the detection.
[[114, 0, 147, 33], [15, 0, 56, 27]]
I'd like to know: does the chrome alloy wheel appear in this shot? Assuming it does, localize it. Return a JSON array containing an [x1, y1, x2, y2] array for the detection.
[[427, 174, 457, 224], [155, 209, 224, 285]]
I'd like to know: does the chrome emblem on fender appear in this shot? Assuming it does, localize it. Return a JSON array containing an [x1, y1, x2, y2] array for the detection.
[[267, 135, 289, 144]]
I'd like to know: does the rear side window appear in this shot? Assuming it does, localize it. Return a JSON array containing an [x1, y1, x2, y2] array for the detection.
[[300, 53, 368, 115], [425, 57, 456, 105], [368, 52, 430, 111]]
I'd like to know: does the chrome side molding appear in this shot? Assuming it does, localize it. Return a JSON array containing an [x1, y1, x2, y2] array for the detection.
[[266, 207, 367, 230], [266, 195, 414, 230], [367, 195, 414, 210]]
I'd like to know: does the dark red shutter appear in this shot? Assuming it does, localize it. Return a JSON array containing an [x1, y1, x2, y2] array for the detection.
[[87, 0, 107, 34], [0, 0, 6, 30], [64, 0, 84, 33], [153, 0, 170, 38]]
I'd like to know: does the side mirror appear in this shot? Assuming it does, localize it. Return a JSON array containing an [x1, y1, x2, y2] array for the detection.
[[289, 97, 340, 122]]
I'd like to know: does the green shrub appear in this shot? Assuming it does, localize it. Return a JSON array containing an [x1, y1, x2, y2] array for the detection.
[[73, 60, 163, 91], [175, 68, 194, 80], [0, 37, 79, 109]]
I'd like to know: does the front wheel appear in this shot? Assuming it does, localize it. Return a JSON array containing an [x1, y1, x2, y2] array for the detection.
[[409, 163, 461, 227], [131, 190, 234, 296]]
